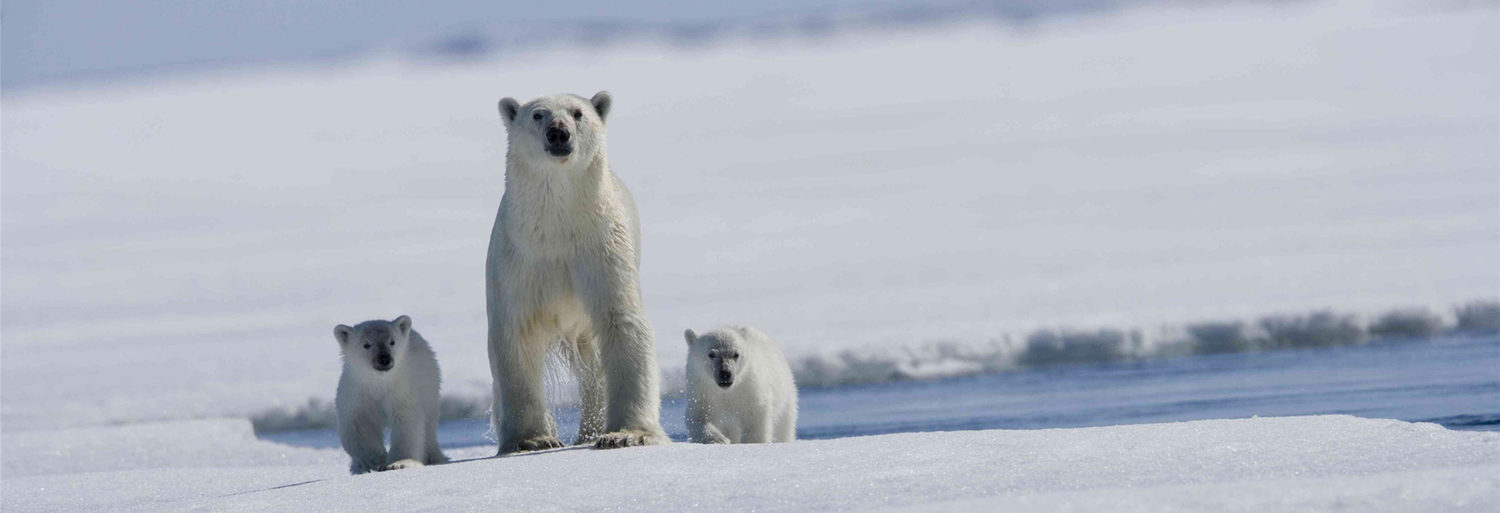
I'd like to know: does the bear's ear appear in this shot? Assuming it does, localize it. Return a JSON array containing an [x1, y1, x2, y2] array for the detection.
[[393, 315, 412, 337], [683, 329, 697, 345], [590, 91, 612, 122], [334, 325, 354, 346], [499, 97, 520, 124]]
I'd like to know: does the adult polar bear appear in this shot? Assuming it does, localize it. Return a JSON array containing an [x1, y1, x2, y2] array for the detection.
[[486, 91, 668, 453]]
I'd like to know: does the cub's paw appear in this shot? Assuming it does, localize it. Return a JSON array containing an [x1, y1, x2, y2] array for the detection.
[[379, 459, 424, 471], [500, 435, 565, 454], [594, 429, 669, 449], [349, 462, 382, 475]]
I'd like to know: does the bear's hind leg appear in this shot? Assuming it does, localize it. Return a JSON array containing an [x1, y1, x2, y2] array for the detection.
[[420, 375, 448, 464], [424, 414, 448, 465], [775, 405, 798, 443], [566, 331, 606, 444]]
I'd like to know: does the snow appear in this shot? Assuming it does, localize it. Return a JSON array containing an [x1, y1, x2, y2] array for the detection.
[[2, 0, 1499, 510], [0, 0, 1128, 90], [877, 468, 1499, 513], [3, 416, 1496, 512]]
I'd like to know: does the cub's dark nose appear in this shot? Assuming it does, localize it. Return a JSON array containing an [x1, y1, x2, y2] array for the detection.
[[716, 371, 732, 388], [375, 354, 394, 371], [545, 126, 570, 145]]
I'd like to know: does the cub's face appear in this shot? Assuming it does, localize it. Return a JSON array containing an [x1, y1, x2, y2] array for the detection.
[[334, 315, 413, 375], [685, 329, 746, 390], [498, 92, 612, 167]]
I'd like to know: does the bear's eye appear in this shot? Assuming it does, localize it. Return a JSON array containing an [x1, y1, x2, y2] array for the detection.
[[389, 341, 395, 347], [730, 352, 739, 359], [572, 109, 582, 120], [363, 343, 371, 349], [532, 112, 543, 121]]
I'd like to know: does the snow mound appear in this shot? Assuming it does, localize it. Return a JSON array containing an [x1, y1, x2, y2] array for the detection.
[[3, 416, 1495, 512]]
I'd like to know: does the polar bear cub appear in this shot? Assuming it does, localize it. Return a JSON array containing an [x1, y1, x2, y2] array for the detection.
[[334, 315, 448, 474], [683, 326, 798, 443]]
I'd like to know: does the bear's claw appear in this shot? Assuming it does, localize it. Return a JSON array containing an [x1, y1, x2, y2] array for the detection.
[[594, 430, 669, 449], [502, 435, 565, 454]]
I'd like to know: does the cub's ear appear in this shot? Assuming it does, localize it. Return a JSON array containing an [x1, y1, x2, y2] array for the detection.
[[393, 315, 412, 337], [590, 91, 612, 122], [499, 97, 520, 124], [683, 328, 697, 345], [334, 325, 354, 346]]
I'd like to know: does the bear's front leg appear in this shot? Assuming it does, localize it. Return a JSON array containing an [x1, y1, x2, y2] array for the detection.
[[594, 310, 670, 449], [743, 413, 776, 444], [489, 319, 564, 454], [338, 399, 388, 475], [584, 266, 668, 449], [387, 396, 438, 468]]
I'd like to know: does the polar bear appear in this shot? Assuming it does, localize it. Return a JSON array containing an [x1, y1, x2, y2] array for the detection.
[[683, 326, 798, 444], [334, 315, 448, 474], [486, 91, 668, 453]]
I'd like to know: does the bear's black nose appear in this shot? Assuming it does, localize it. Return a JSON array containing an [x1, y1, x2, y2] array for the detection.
[[717, 371, 731, 382], [546, 126, 570, 145], [376, 354, 393, 368]]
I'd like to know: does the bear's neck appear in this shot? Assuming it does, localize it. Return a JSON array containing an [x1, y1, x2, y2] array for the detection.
[[502, 150, 612, 233], [505, 149, 608, 196]]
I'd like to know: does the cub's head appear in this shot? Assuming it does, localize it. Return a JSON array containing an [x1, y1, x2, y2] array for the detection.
[[334, 315, 414, 375], [498, 91, 612, 167], [684, 328, 747, 389]]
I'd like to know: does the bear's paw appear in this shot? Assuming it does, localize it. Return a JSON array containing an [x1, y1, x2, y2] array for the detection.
[[594, 429, 669, 449], [501, 435, 565, 454], [379, 459, 425, 471]]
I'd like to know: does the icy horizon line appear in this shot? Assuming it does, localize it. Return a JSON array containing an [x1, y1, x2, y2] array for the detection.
[[250, 298, 1500, 434]]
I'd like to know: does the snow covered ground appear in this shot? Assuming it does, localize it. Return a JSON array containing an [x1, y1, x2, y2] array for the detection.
[[3, 0, 1498, 510], [3, 416, 1496, 512]]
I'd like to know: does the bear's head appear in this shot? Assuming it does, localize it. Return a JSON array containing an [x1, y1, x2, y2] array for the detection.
[[498, 91, 612, 168], [334, 315, 414, 376], [684, 328, 748, 390]]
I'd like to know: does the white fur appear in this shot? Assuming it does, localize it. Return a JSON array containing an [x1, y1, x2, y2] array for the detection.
[[334, 315, 448, 474], [486, 91, 668, 453], [684, 326, 798, 444]]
